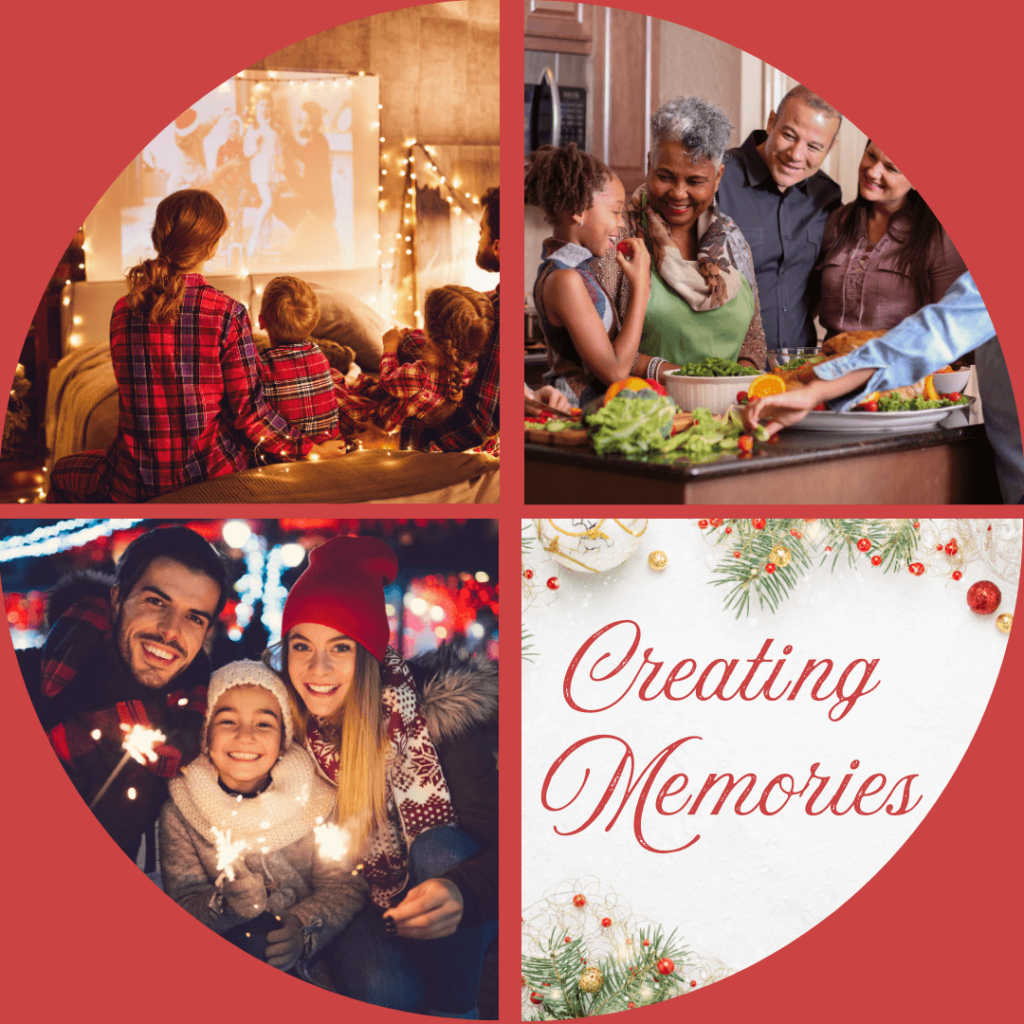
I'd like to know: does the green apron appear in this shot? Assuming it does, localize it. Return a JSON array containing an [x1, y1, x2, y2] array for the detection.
[[639, 261, 755, 366]]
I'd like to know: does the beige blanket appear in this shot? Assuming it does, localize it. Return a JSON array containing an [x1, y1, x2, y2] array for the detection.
[[46, 345, 118, 462]]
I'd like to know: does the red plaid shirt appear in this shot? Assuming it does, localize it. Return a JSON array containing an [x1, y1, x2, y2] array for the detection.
[[50, 275, 312, 502], [259, 341, 340, 443], [335, 341, 475, 434], [401, 285, 500, 451]]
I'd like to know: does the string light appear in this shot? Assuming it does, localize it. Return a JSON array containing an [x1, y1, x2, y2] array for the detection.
[[0, 520, 142, 562]]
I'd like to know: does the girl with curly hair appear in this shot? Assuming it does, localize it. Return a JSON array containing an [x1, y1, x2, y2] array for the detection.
[[526, 143, 651, 405], [334, 285, 494, 438]]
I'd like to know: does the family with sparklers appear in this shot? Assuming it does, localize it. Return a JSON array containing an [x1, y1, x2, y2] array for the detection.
[[23, 526, 498, 1014]]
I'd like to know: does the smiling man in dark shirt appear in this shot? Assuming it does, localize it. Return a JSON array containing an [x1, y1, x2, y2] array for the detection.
[[717, 84, 843, 350]]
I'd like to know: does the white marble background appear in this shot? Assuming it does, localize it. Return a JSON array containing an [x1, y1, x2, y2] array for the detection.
[[522, 519, 1019, 974]]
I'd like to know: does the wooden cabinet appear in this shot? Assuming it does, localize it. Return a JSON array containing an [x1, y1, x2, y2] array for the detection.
[[524, 2, 594, 53], [593, 8, 658, 194]]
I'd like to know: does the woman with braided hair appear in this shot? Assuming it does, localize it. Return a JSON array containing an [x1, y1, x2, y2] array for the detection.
[[526, 143, 651, 405], [334, 285, 493, 438]]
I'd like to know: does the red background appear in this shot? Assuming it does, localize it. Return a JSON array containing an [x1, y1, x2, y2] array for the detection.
[[2, 0, 1022, 1021]]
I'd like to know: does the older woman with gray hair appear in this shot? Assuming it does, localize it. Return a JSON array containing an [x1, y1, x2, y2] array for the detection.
[[594, 96, 766, 375]]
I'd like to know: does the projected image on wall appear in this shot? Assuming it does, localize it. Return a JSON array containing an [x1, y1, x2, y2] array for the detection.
[[85, 70, 380, 279]]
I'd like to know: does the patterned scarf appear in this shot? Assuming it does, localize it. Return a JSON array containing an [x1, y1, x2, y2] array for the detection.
[[626, 184, 743, 311], [306, 647, 458, 908]]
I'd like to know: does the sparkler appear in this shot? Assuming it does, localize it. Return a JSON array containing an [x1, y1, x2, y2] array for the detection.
[[314, 821, 352, 862], [89, 724, 166, 810], [212, 826, 250, 884]]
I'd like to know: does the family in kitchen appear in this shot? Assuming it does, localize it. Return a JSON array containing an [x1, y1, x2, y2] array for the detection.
[[524, 85, 1022, 502]]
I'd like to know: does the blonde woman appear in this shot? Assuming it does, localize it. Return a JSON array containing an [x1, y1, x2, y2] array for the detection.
[[266, 536, 498, 1014]]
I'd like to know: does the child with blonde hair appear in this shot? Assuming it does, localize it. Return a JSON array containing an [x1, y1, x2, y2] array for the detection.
[[334, 285, 493, 435], [257, 276, 340, 443]]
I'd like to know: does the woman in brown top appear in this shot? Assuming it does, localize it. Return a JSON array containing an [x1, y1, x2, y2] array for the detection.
[[818, 140, 966, 337]]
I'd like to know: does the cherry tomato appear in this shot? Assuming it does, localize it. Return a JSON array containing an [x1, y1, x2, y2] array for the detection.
[[737, 434, 753, 454], [813, 403, 827, 411], [946, 391, 962, 402], [736, 390, 749, 404], [858, 400, 878, 412]]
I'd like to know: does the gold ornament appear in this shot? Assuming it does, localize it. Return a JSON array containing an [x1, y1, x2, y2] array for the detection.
[[769, 544, 792, 569], [996, 613, 1013, 635], [578, 966, 605, 993], [648, 550, 668, 571]]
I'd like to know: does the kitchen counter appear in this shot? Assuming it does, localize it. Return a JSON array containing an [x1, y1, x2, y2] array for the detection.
[[525, 422, 1002, 504]]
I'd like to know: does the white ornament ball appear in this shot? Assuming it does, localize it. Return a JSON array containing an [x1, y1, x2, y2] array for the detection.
[[534, 518, 648, 573]]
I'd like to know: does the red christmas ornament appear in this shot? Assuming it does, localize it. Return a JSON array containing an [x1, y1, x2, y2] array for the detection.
[[698, 519, 708, 529], [913, 521, 920, 529], [601, 917, 611, 928], [657, 958, 676, 975], [733, 551, 741, 558], [546, 577, 560, 591], [530, 993, 544, 1005], [871, 555, 882, 566], [909, 562, 925, 576], [967, 580, 1002, 615], [642, 939, 650, 947], [564, 936, 572, 943], [857, 538, 871, 552], [572, 894, 586, 908], [690, 980, 697, 988], [936, 544, 944, 551], [952, 571, 963, 581], [825, 545, 833, 552], [628, 1003, 635, 1010], [945, 540, 959, 556], [765, 562, 776, 574], [709, 518, 723, 527], [725, 527, 732, 534], [522, 568, 534, 580], [752, 519, 766, 530], [790, 529, 802, 539]]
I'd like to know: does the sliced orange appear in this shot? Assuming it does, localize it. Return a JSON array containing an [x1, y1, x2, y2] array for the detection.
[[747, 374, 787, 399], [935, 365, 954, 374], [604, 376, 651, 405], [923, 375, 939, 402]]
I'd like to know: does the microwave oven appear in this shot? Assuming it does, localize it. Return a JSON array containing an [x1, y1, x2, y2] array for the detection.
[[525, 50, 592, 157]]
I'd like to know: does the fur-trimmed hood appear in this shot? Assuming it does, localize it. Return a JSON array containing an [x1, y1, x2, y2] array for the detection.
[[406, 642, 498, 745], [45, 571, 115, 627]]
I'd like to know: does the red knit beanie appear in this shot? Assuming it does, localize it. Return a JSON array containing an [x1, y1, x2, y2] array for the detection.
[[281, 537, 398, 661]]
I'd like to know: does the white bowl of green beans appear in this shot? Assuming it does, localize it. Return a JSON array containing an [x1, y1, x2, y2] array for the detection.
[[663, 357, 763, 414]]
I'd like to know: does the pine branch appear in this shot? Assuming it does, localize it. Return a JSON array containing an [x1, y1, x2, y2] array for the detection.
[[522, 626, 536, 663]]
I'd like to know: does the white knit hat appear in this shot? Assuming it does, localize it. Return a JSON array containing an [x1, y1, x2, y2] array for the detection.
[[203, 660, 294, 752]]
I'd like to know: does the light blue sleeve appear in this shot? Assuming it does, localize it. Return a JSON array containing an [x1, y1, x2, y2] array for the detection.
[[812, 273, 994, 410]]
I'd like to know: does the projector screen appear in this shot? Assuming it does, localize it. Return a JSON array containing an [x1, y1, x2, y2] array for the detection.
[[84, 70, 380, 281]]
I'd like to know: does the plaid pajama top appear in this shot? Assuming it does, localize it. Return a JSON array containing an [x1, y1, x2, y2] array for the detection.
[[400, 285, 500, 451], [335, 342, 476, 434], [99, 275, 312, 501], [259, 341, 340, 443]]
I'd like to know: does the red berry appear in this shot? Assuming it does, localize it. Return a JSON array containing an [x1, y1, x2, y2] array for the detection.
[[790, 529, 802, 538], [564, 936, 571, 943], [546, 577, 560, 590], [572, 894, 586, 908], [628, 1003, 635, 1009], [953, 571, 962, 581], [725, 527, 732, 534], [657, 958, 675, 975], [643, 940, 650, 947], [857, 538, 871, 552], [871, 555, 882, 566], [733, 551, 741, 558], [522, 569, 534, 580], [601, 917, 611, 928], [752, 518, 766, 529], [765, 562, 776, 573], [825, 545, 833, 552], [738, 434, 753, 453], [736, 390, 749, 404], [698, 519, 708, 529], [690, 980, 697, 988]]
